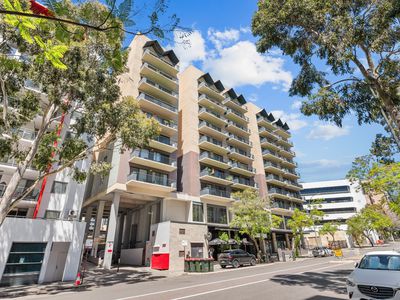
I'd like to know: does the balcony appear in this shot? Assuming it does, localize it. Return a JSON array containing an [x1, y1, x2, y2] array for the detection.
[[257, 116, 276, 130], [198, 81, 224, 101], [229, 161, 255, 177], [126, 171, 176, 193], [200, 169, 233, 186], [276, 136, 293, 148], [199, 151, 230, 170], [282, 168, 300, 179], [198, 107, 227, 127], [260, 137, 280, 151], [200, 187, 232, 202], [0, 158, 38, 177], [264, 161, 284, 174], [199, 135, 228, 155], [265, 174, 286, 187], [142, 48, 179, 77], [274, 125, 291, 139], [227, 134, 252, 149], [198, 121, 227, 140], [140, 62, 178, 91], [280, 157, 297, 168], [198, 94, 226, 114], [138, 77, 178, 104], [0, 184, 39, 204], [232, 177, 256, 190], [268, 188, 303, 203], [149, 136, 177, 153], [14, 128, 36, 141], [271, 202, 296, 216], [225, 121, 250, 137], [279, 147, 296, 158], [262, 149, 282, 162], [223, 97, 247, 113], [150, 115, 178, 136], [138, 93, 178, 119], [258, 126, 278, 139], [130, 149, 177, 172], [225, 108, 249, 125], [284, 179, 302, 191], [228, 147, 254, 163]]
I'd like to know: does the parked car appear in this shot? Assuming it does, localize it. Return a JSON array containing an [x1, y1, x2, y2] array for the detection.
[[312, 246, 333, 257], [218, 249, 256, 268], [347, 251, 400, 300]]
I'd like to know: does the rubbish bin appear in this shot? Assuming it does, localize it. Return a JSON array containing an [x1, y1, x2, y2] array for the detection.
[[184, 258, 214, 272]]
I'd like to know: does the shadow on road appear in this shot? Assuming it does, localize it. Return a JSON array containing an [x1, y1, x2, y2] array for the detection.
[[0, 268, 167, 298], [305, 296, 345, 300], [270, 268, 352, 295]]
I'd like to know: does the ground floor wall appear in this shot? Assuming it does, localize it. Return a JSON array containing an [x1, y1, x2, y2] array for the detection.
[[0, 218, 85, 286]]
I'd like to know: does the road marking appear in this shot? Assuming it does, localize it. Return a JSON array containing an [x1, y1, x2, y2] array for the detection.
[[113, 261, 346, 300], [171, 262, 353, 300]]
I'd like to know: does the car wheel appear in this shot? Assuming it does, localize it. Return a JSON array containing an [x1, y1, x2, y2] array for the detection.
[[250, 258, 256, 266], [232, 260, 240, 268], [221, 265, 226, 269]]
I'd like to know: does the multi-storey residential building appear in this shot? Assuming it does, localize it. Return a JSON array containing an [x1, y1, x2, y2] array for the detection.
[[81, 35, 302, 271], [0, 87, 87, 286], [301, 179, 369, 248]]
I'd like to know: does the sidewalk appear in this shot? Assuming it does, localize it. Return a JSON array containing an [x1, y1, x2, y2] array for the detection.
[[0, 263, 181, 299]]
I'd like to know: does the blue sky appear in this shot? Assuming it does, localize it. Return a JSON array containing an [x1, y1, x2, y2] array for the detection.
[[127, 0, 386, 182]]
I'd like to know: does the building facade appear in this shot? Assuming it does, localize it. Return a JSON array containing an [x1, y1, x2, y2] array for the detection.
[[301, 179, 369, 248], [81, 35, 303, 271], [0, 85, 87, 286]]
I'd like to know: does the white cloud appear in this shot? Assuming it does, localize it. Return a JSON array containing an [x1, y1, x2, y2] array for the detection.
[[270, 110, 308, 131], [239, 26, 251, 34], [307, 122, 351, 141], [171, 30, 206, 71], [207, 28, 240, 50], [248, 93, 258, 102], [302, 159, 346, 168], [291, 100, 302, 110], [203, 41, 292, 90]]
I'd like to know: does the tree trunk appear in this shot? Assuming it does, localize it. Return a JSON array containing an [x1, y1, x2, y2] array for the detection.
[[251, 237, 261, 261], [364, 234, 374, 247], [0, 104, 55, 226]]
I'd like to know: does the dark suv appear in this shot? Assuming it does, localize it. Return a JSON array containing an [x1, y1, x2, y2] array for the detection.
[[218, 249, 256, 268]]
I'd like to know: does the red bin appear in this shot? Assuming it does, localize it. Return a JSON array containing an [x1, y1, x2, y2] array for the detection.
[[151, 253, 169, 270]]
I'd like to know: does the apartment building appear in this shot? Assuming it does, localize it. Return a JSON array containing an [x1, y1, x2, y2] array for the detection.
[[0, 86, 87, 286], [301, 179, 369, 248], [81, 35, 302, 271]]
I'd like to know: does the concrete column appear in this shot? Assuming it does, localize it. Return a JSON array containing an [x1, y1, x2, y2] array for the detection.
[[285, 233, 291, 249], [84, 206, 94, 240], [91, 200, 105, 257], [271, 232, 278, 253], [122, 212, 132, 249], [103, 193, 120, 269]]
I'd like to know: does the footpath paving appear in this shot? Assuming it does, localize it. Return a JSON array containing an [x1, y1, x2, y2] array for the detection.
[[1, 243, 398, 299]]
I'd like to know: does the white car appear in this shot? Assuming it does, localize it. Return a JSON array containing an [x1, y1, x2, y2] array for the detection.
[[347, 251, 400, 299]]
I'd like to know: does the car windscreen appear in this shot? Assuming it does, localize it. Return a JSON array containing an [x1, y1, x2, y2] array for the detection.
[[359, 255, 400, 271]]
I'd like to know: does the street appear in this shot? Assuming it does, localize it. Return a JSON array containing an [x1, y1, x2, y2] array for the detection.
[[13, 256, 357, 300]]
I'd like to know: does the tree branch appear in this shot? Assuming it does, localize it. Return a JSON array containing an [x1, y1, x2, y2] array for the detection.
[[323, 77, 362, 89]]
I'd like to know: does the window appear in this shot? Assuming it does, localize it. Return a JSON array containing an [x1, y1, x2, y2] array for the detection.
[[51, 181, 68, 194], [1, 242, 47, 286], [45, 210, 60, 219], [191, 243, 204, 258], [179, 228, 185, 235], [306, 197, 353, 204], [179, 251, 185, 257], [300, 185, 350, 196], [359, 255, 400, 271], [207, 204, 227, 224], [193, 202, 204, 222]]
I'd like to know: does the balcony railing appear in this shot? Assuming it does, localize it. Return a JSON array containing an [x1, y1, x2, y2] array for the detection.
[[151, 115, 178, 130], [229, 161, 255, 173], [223, 97, 246, 110], [226, 108, 248, 121], [226, 121, 250, 133], [138, 93, 177, 112], [154, 135, 177, 147], [262, 149, 281, 158], [198, 81, 220, 94], [143, 48, 178, 69], [131, 149, 175, 165], [127, 171, 174, 187], [269, 187, 302, 200], [199, 121, 224, 133], [139, 77, 178, 98], [233, 177, 253, 187], [14, 128, 36, 140], [200, 151, 226, 163], [200, 187, 230, 198], [228, 134, 252, 146], [0, 158, 37, 170], [199, 107, 224, 120], [200, 169, 230, 180], [266, 174, 281, 181], [141, 62, 178, 82], [199, 135, 223, 147], [228, 147, 254, 159], [0, 184, 39, 201], [198, 94, 223, 106], [264, 161, 281, 169]]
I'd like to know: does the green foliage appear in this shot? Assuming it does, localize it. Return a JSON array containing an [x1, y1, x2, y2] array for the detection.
[[319, 222, 339, 242], [287, 208, 312, 256], [230, 189, 279, 257], [252, 0, 400, 134]]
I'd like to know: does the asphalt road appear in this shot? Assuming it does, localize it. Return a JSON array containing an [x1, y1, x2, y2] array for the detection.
[[22, 256, 356, 300]]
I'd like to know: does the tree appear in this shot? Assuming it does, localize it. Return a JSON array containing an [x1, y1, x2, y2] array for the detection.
[[319, 222, 339, 243], [287, 208, 312, 257], [0, 0, 166, 224], [346, 205, 394, 247], [230, 189, 281, 260], [1, 0, 186, 68], [252, 1, 400, 147], [305, 198, 325, 247]]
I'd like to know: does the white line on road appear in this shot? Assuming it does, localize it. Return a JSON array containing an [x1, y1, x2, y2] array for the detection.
[[114, 261, 349, 300], [171, 262, 353, 300]]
